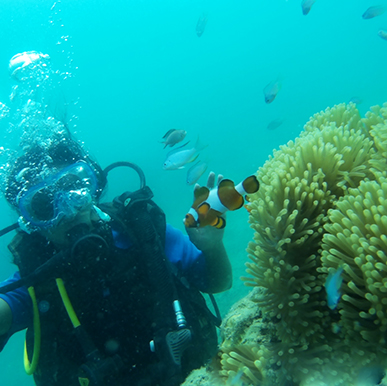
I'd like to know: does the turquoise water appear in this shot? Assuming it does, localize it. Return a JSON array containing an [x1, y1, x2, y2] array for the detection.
[[0, 1, 386, 385]]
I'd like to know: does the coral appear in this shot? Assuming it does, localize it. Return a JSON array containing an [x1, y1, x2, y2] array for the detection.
[[213, 102, 387, 386], [321, 175, 387, 345], [218, 289, 274, 386]]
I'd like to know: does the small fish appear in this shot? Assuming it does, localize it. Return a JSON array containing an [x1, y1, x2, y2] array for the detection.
[[163, 138, 207, 170], [362, 5, 385, 19], [196, 12, 208, 37], [325, 266, 344, 310], [184, 175, 260, 229], [378, 29, 387, 41], [186, 160, 208, 185], [160, 129, 187, 148], [263, 78, 282, 104], [348, 96, 362, 105], [267, 118, 284, 130], [301, 0, 316, 15]]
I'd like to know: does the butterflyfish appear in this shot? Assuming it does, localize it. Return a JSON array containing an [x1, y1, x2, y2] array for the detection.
[[184, 175, 260, 229], [160, 129, 187, 148], [325, 266, 344, 310], [163, 137, 207, 170]]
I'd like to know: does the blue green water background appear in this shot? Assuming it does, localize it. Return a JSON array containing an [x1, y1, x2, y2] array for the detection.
[[0, 1, 386, 384]]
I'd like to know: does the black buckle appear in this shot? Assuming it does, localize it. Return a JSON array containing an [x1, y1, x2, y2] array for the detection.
[[113, 186, 154, 209]]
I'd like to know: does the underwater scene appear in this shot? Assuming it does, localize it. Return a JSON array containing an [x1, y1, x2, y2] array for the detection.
[[0, 0, 387, 385]]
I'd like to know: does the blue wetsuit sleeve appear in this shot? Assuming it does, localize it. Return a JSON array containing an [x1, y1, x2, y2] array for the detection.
[[165, 224, 208, 292], [0, 271, 32, 351]]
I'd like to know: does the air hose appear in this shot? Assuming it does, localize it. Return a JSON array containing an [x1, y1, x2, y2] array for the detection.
[[24, 286, 41, 375]]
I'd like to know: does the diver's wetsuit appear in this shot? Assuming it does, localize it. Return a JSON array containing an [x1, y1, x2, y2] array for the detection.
[[0, 222, 218, 386]]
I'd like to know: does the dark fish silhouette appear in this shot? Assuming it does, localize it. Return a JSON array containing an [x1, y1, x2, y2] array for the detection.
[[301, 0, 316, 15], [267, 118, 284, 131], [196, 13, 208, 37], [362, 5, 385, 19]]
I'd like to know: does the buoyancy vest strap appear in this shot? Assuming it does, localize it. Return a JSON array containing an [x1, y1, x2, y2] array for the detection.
[[56, 278, 81, 328], [24, 286, 41, 375], [130, 204, 190, 385]]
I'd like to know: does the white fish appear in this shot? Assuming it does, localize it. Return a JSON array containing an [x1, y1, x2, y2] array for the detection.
[[186, 160, 208, 185], [163, 138, 207, 170], [325, 266, 344, 310]]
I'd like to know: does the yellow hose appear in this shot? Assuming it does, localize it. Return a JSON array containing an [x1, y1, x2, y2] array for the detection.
[[56, 278, 81, 328], [24, 286, 41, 375], [23, 279, 81, 375]]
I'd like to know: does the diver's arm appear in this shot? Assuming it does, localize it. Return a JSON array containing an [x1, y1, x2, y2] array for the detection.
[[186, 226, 232, 293], [0, 298, 12, 336]]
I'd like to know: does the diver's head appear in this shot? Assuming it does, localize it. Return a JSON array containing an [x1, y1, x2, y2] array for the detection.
[[4, 135, 107, 233]]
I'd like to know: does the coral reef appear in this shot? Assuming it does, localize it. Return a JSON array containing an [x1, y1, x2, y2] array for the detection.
[[182, 102, 387, 386]]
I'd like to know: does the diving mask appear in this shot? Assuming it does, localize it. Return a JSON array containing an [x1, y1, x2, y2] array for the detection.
[[17, 162, 98, 231]]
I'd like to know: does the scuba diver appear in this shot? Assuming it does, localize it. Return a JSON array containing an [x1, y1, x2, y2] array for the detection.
[[0, 132, 232, 386]]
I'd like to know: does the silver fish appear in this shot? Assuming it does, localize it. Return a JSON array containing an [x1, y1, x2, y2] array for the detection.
[[160, 129, 187, 148], [362, 5, 385, 19], [301, 0, 316, 15], [163, 138, 207, 170], [196, 13, 208, 37], [186, 160, 208, 185], [263, 79, 281, 104]]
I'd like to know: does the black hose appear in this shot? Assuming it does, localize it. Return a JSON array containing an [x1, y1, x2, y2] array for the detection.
[[0, 222, 19, 237], [103, 162, 146, 190]]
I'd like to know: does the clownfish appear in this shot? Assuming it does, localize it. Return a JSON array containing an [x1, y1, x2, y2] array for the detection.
[[184, 175, 260, 229]]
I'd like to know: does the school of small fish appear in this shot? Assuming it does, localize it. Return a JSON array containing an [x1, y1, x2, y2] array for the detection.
[[160, 130, 208, 184], [162, 2, 386, 232]]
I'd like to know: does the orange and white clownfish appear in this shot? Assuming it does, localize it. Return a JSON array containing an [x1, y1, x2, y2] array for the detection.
[[183, 175, 260, 229]]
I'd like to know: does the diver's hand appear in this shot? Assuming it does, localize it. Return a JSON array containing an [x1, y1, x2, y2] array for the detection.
[[186, 172, 225, 248], [187, 172, 231, 293], [193, 171, 223, 192]]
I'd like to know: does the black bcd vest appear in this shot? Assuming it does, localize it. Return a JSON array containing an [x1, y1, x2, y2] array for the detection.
[[10, 187, 218, 386]]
